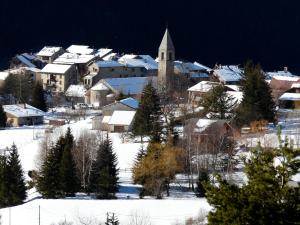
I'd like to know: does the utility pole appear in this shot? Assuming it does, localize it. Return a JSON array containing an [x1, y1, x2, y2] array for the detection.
[[38, 205, 40, 225], [9, 207, 11, 225]]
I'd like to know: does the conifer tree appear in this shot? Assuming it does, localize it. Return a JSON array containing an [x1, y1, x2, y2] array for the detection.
[[205, 142, 300, 224], [89, 138, 119, 199], [200, 84, 237, 119], [31, 82, 47, 112], [235, 61, 276, 126], [0, 105, 7, 128], [59, 128, 80, 197], [6, 144, 27, 206], [0, 154, 9, 207], [37, 135, 66, 198], [132, 82, 162, 142]]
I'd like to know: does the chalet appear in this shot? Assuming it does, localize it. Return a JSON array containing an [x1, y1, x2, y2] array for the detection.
[[86, 76, 157, 106], [39, 64, 77, 93], [3, 104, 44, 127], [36, 46, 64, 63], [102, 97, 139, 116], [10, 53, 45, 70], [211, 65, 243, 85], [174, 61, 211, 82], [95, 48, 113, 59], [269, 75, 300, 103], [84, 55, 158, 88], [187, 81, 242, 106], [53, 53, 97, 77], [265, 67, 296, 80], [279, 83, 300, 109], [101, 110, 136, 132]]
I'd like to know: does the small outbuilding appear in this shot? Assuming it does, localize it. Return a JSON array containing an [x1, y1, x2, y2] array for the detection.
[[3, 104, 45, 127]]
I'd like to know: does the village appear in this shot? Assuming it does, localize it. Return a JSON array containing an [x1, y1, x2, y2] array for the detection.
[[0, 29, 299, 225]]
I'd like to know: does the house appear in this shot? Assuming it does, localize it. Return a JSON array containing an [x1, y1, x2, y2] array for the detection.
[[187, 81, 241, 106], [3, 104, 45, 127], [174, 61, 211, 83], [279, 83, 300, 109], [39, 64, 78, 93], [211, 65, 243, 85], [65, 85, 87, 104], [269, 75, 300, 104], [10, 53, 45, 69], [84, 55, 158, 88], [102, 97, 139, 115], [53, 53, 97, 77], [86, 76, 156, 106], [95, 48, 113, 59], [36, 46, 64, 63], [101, 110, 136, 132], [265, 67, 297, 80]]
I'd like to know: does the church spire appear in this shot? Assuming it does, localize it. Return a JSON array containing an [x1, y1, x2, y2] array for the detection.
[[159, 28, 175, 51]]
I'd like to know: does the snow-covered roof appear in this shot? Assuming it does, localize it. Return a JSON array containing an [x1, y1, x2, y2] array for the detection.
[[272, 75, 299, 82], [41, 64, 72, 74], [188, 81, 219, 92], [3, 104, 45, 117], [0, 71, 9, 80], [108, 110, 136, 126], [67, 45, 94, 55], [266, 70, 296, 80], [16, 55, 36, 68], [291, 83, 300, 89], [214, 65, 243, 82], [118, 54, 138, 61], [91, 83, 109, 91], [119, 56, 158, 70], [96, 48, 113, 58], [279, 93, 300, 101], [195, 119, 218, 133], [53, 53, 96, 64], [120, 98, 139, 109], [193, 62, 212, 71], [21, 53, 36, 61], [103, 76, 157, 95], [95, 60, 124, 68], [65, 85, 87, 98], [37, 46, 62, 57]]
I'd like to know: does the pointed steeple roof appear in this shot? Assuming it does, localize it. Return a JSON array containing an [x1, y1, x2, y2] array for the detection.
[[159, 28, 175, 51]]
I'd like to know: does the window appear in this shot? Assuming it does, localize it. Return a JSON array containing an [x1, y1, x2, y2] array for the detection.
[[161, 52, 164, 60], [59, 81, 62, 85], [111, 68, 115, 72]]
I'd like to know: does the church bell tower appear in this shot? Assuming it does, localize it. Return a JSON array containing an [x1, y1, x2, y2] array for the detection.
[[158, 28, 175, 92]]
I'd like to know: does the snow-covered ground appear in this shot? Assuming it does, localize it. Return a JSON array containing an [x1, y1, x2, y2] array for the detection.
[[0, 117, 208, 225], [0, 113, 299, 224]]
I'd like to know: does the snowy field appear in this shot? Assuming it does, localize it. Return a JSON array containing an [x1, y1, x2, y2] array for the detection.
[[0, 117, 208, 225], [0, 114, 299, 224]]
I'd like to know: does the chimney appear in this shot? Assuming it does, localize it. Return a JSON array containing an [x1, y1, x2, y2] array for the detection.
[[284, 66, 288, 73]]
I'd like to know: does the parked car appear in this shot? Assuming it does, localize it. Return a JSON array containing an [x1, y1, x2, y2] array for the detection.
[[75, 103, 88, 109]]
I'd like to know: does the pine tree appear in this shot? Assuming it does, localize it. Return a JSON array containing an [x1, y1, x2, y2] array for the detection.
[[195, 171, 209, 197], [132, 82, 162, 142], [37, 135, 66, 198], [200, 84, 237, 119], [89, 138, 119, 199], [0, 154, 9, 207], [59, 128, 80, 197], [31, 82, 47, 112], [0, 105, 7, 128], [5, 144, 27, 206], [205, 142, 300, 224], [235, 61, 276, 126]]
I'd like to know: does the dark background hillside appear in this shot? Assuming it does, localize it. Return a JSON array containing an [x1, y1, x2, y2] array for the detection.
[[1, 0, 300, 72]]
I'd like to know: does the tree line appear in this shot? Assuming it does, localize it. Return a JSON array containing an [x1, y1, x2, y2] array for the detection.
[[36, 128, 118, 199]]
